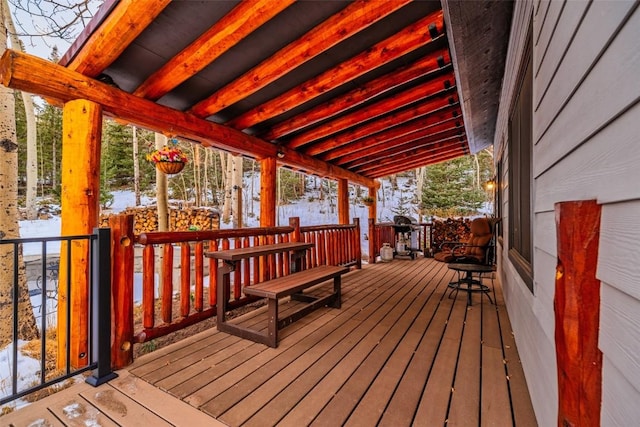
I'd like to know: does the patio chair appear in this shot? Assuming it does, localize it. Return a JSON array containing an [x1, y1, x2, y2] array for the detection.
[[434, 217, 497, 266]]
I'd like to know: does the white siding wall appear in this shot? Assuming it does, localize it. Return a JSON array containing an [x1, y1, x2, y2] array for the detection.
[[497, 0, 640, 424]]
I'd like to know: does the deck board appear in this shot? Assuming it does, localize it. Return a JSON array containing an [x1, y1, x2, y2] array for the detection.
[[1, 257, 538, 426]]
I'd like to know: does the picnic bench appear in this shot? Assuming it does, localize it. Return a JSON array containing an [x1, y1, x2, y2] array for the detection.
[[206, 241, 349, 347]]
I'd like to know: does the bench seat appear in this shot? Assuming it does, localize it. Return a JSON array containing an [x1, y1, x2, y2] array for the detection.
[[219, 265, 349, 347]]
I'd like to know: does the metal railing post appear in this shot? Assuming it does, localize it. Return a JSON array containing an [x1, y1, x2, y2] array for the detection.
[[86, 227, 118, 386]]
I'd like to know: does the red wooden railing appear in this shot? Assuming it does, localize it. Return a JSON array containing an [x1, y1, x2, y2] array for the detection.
[[109, 215, 362, 368], [367, 219, 433, 263]]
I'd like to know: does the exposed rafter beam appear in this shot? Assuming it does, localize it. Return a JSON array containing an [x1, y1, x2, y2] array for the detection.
[[361, 143, 466, 176], [295, 73, 455, 153], [335, 119, 464, 166], [65, 0, 171, 76], [0, 50, 376, 188], [133, 0, 294, 100], [189, 0, 412, 119], [368, 150, 466, 178], [263, 48, 452, 141], [321, 106, 461, 162], [226, 9, 446, 130], [297, 89, 459, 154], [343, 130, 465, 170]]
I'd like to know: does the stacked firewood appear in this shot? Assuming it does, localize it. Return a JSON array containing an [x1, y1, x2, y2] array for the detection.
[[431, 218, 471, 253], [100, 206, 220, 234]]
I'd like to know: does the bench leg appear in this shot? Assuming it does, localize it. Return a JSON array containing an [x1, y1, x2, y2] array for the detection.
[[328, 276, 342, 309], [267, 298, 279, 348]]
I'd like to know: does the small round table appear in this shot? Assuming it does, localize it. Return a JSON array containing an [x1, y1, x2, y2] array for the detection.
[[447, 263, 495, 305]]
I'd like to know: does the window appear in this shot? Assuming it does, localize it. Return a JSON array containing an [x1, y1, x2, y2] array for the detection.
[[508, 37, 533, 292]]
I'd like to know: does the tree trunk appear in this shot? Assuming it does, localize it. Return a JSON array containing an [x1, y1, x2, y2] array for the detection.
[[155, 133, 168, 231], [0, 0, 38, 347], [221, 152, 233, 223], [3, 0, 38, 219], [230, 154, 243, 228], [133, 126, 140, 206]]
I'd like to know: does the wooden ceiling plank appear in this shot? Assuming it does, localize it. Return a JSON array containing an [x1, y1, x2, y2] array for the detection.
[[298, 89, 458, 155], [0, 50, 376, 188], [368, 150, 466, 178], [290, 71, 455, 153], [134, 0, 294, 100], [321, 106, 461, 162], [67, 0, 171, 76], [189, 0, 412, 118], [262, 48, 451, 141], [226, 9, 446, 130], [333, 119, 464, 166], [364, 146, 467, 177], [342, 130, 466, 169]]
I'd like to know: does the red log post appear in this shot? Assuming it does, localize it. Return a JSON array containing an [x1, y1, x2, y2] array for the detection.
[[554, 200, 603, 427], [368, 218, 377, 264], [110, 214, 134, 369], [338, 178, 349, 225], [354, 218, 362, 269]]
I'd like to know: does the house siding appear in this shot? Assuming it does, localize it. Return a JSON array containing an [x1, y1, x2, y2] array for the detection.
[[497, 0, 640, 425]]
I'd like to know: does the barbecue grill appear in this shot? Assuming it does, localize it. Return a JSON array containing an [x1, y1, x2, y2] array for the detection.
[[392, 215, 421, 259]]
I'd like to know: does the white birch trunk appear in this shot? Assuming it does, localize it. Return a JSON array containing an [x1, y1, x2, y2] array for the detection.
[[133, 126, 140, 206]]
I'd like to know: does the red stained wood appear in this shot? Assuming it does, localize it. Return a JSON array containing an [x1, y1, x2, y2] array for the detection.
[[334, 118, 463, 166], [209, 240, 218, 307], [554, 200, 603, 427], [162, 243, 174, 323], [366, 148, 466, 178], [59, 99, 102, 369], [344, 130, 466, 170], [134, 0, 293, 100], [322, 107, 460, 162], [0, 50, 376, 188], [195, 242, 204, 312], [227, 9, 445, 131], [180, 242, 191, 317], [191, 0, 411, 119], [293, 90, 459, 153], [292, 72, 455, 153], [243, 237, 251, 288], [110, 214, 135, 369], [263, 48, 452, 140], [142, 244, 155, 328], [233, 238, 241, 299], [260, 157, 277, 227], [338, 179, 350, 225], [67, 0, 171, 76], [355, 141, 465, 174]]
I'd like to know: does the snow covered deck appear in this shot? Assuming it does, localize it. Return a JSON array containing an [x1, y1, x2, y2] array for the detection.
[[2, 257, 537, 426]]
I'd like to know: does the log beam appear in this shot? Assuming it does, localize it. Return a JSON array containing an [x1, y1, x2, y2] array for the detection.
[[133, 0, 293, 100], [65, 0, 171, 76], [293, 90, 459, 153], [366, 148, 466, 178], [298, 72, 456, 153], [227, 9, 445, 130], [338, 179, 349, 225], [368, 187, 377, 220], [0, 49, 376, 188], [58, 99, 102, 368], [191, 0, 412, 119], [263, 48, 452, 141], [554, 200, 602, 427], [333, 117, 463, 166], [260, 157, 277, 227]]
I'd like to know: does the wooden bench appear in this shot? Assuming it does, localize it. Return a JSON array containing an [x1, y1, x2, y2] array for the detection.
[[206, 242, 348, 347], [242, 264, 348, 347]]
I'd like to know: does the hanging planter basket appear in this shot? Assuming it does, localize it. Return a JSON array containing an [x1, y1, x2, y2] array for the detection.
[[156, 161, 185, 175]]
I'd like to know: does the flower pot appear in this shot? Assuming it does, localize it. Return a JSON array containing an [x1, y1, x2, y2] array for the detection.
[[156, 161, 185, 174]]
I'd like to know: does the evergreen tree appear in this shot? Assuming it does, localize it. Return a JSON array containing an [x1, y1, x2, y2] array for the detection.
[[421, 151, 493, 217]]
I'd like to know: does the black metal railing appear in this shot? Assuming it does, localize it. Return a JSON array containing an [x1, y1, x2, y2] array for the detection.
[[0, 228, 115, 406]]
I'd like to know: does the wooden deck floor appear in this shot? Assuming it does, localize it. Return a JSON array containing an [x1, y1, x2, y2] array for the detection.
[[2, 257, 537, 426]]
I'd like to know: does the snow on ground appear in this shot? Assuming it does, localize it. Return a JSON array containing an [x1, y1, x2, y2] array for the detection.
[[5, 176, 421, 410]]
